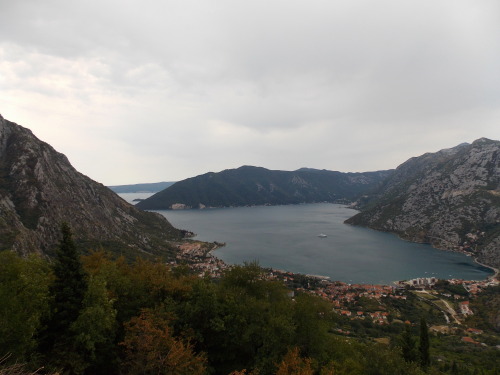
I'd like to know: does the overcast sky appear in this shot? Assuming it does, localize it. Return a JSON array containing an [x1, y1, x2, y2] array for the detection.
[[1, 0, 499, 185]]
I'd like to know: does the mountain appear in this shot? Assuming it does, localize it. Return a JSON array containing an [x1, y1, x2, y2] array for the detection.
[[136, 165, 393, 210], [108, 181, 176, 193], [0, 115, 184, 259], [346, 138, 500, 269]]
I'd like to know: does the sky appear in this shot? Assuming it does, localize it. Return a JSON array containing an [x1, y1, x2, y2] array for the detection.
[[1, 0, 499, 185]]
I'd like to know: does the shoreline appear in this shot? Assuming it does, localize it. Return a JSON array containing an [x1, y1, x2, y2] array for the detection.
[[472, 257, 499, 281], [364, 228, 499, 283], [173, 203, 497, 286], [208, 245, 495, 287], [148, 201, 351, 211]]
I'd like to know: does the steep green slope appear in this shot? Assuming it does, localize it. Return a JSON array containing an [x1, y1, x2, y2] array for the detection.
[[136, 166, 392, 210]]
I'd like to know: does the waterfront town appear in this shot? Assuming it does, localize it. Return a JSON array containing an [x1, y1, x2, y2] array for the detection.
[[176, 240, 499, 344]]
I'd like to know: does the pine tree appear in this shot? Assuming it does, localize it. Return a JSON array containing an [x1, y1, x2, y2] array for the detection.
[[40, 223, 89, 372], [418, 317, 430, 368], [400, 323, 417, 363], [50, 222, 88, 334]]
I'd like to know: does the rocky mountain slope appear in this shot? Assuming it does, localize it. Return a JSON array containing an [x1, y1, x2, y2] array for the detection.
[[346, 138, 500, 269], [0, 115, 183, 259], [136, 166, 392, 210]]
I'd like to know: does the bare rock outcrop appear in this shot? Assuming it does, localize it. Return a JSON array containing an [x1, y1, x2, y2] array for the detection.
[[0, 114, 183, 259], [346, 139, 500, 269]]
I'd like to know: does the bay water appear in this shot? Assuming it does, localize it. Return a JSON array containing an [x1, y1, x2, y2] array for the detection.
[[117, 192, 155, 204], [147, 203, 492, 284]]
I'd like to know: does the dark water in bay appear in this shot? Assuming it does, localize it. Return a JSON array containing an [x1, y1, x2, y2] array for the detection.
[[152, 203, 493, 284]]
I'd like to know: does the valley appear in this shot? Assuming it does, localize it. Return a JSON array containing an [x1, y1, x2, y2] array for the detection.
[[1, 113, 499, 374]]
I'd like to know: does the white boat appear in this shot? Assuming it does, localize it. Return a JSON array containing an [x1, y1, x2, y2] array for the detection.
[[318, 233, 327, 238]]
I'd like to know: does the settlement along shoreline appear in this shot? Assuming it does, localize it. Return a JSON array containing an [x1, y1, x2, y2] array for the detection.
[[176, 237, 498, 287], [175, 237, 499, 329], [130, 196, 496, 284]]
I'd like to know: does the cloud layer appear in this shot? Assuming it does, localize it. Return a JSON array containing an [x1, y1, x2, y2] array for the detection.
[[1, 0, 499, 184]]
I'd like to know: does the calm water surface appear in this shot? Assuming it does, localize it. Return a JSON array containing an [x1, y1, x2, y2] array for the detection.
[[153, 203, 493, 284], [117, 192, 155, 204]]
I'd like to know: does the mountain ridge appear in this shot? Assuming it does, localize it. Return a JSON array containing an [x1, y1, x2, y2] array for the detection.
[[0, 114, 183, 259], [346, 138, 500, 269], [136, 165, 393, 210]]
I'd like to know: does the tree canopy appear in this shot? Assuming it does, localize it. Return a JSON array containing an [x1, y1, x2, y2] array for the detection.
[[1, 244, 498, 375]]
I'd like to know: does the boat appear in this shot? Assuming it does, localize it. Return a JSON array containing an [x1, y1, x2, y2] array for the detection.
[[317, 233, 327, 238]]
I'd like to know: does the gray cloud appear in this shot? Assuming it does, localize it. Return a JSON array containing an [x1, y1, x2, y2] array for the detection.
[[1, 0, 499, 184]]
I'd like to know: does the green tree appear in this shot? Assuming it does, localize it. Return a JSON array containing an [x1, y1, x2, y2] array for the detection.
[[399, 324, 417, 363], [70, 275, 117, 374], [167, 263, 297, 374], [50, 223, 88, 334], [213, 263, 296, 373], [220, 261, 267, 298], [82, 251, 142, 325], [0, 251, 51, 362], [40, 223, 88, 373], [418, 317, 430, 369], [293, 293, 333, 361]]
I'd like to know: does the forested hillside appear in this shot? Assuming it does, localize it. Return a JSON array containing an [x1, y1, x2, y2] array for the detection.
[[1, 225, 498, 375], [137, 166, 392, 210]]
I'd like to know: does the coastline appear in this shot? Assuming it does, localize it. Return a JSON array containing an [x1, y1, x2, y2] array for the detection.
[[177, 235, 499, 300], [208, 244, 496, 287], [168, 203, 495, 285], [356, 225, 498, 283], [472, 257, 499, 281], [209, 242, 495, 286]]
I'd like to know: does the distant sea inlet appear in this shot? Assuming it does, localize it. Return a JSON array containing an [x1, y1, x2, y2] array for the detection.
[[119, 194, 493, 285]]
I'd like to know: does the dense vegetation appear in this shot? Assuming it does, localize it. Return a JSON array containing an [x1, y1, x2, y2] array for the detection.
[[136, 166, 391, 209], [466, 285, 500, 333], [1, 226, 498, 375]]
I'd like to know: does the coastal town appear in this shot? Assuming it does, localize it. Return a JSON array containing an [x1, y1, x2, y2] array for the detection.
[[176, 240, 499, 347]]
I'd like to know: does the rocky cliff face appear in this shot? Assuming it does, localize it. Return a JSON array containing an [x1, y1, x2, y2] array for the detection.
[[346, 138, 500, 269], [0, 115, 183, 259]]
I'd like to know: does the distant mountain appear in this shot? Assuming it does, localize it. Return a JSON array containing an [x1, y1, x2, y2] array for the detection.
[[136, 166, 393, 210], [0, 115, 184, 259], [346, 138, 500, 269], [108, 181, 176, 193]]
